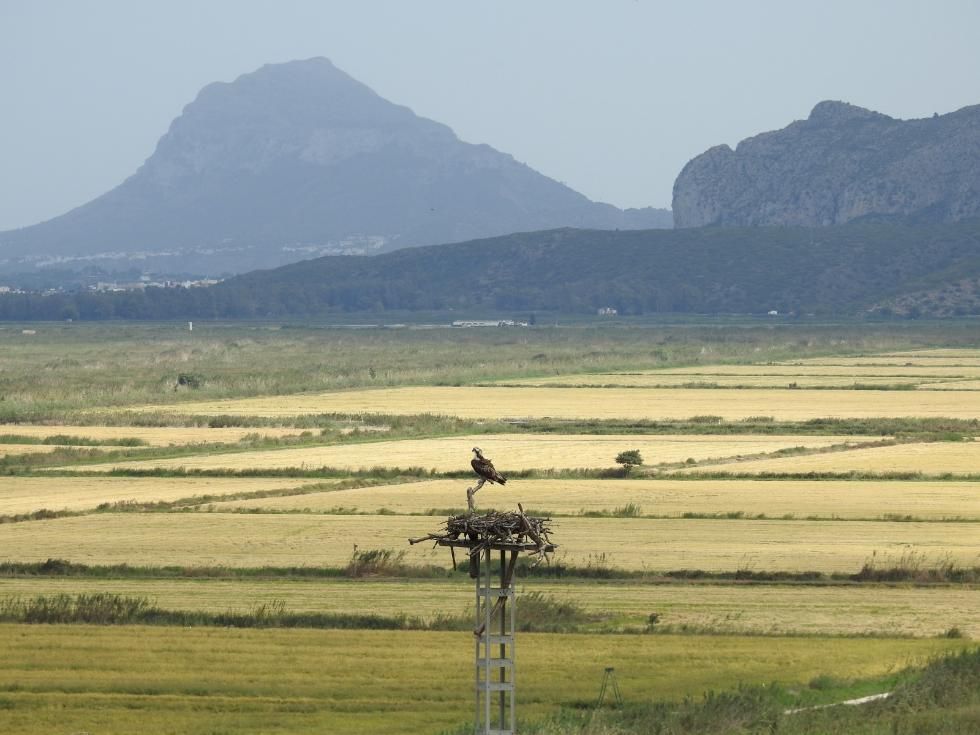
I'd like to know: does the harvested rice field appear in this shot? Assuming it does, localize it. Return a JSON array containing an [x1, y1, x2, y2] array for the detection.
[[4, 513, 977, 572], [785, 356, 980, 367], [70, 433, 880, 473], [687, 439, 980, 475], [133, 385, 980, 420], [0, 444, 62, 458], [205, 477, 980, 521], [505, 373, 951, 388], [0, 424, 304, 446], [922, 379, 980, 390], [0, 577, 976, 638], [0, 476, 315, 515], [882, 349, 980, 358], [611, 364, 980, 378]]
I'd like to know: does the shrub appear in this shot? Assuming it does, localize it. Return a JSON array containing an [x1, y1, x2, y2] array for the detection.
[[615, 449, 644, 475]]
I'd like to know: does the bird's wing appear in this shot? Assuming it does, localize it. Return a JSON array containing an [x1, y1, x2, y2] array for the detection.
[[471, 457, 500, 483], [471, 457, 490, 478]]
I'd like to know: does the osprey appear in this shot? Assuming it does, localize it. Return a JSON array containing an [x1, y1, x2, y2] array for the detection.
[[471, 447, 507, 485]]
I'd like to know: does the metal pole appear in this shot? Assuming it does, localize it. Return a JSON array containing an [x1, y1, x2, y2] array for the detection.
[[499, 548, 506, 729], [509, 549, 517, 733], [474, 552, 480, 734], [484, 547, 491, 732]]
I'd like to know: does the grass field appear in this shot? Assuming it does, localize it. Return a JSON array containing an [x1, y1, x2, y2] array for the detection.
[[10, 322, 923, 419], [4, 513, 977, 572], [0, 424, 303, 445], [1, 577, 976, 637], [0, 476, 315, 515], [70, 433, 880, 473], [133, 385, 980, 420], [0, 624, 968, 735], [687, 439, 980, 475], [205, 477, 980, 520]]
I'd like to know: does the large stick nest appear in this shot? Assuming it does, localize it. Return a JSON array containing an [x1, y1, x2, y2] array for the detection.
[[446, 511, 552, 545], [408, 507, 556, 559]]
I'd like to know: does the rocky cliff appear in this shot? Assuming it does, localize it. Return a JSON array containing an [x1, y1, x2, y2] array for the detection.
[[672, 100, 980, 228], [0, 58, 670, 275]]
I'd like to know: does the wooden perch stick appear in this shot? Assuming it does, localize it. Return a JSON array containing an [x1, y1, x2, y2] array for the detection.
[[407, 533, 441, 545], [466, 477, 487, 512], [517, 503, 544, 550]]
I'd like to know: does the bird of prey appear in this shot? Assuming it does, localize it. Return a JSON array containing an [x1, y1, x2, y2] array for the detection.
[[471, 447, 507, 485]]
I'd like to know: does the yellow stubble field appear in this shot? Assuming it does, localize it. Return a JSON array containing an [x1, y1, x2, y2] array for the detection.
[[881, 349, 980, 358], [783, 356, 980, 367], [655, 364, 980, 377], [205, 477, 980, 520], [506, 373, 953, 388], [0, 476, 316, 515], [69, 433, 880, 473], [3, 513, 977, 573], [686, 439, 980, 475], [0, 444, 62, 458], [0, 424, 303, 446], [922, 379, 980, 390], [131, 385, 980, 420]]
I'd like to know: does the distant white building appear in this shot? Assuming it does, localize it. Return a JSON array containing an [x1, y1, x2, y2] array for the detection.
[[767, 310, 779, 316], [452, 320, 528, 328], [597, 307, 618, 316]]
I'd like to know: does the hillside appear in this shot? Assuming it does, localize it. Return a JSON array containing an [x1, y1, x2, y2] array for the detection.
[[0, 58, 670, 276], [673, 101, 980, 228], [3, 219, 980, 320]]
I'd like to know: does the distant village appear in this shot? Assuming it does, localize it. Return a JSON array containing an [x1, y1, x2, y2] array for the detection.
[[0, 275, 221, 295], [88, 276, 221, 292]]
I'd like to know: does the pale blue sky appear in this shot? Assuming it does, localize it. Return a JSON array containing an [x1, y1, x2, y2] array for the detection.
[[2, 0, 979, 230]]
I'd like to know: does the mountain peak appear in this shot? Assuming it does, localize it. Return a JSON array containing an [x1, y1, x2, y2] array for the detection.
[[0, 58, 670, 276], [807, 100, 891, 124], [673, 100, 979, 227]]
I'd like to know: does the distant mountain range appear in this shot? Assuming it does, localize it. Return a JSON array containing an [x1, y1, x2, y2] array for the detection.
[[0, 58, 670, 276], [673, 100, 980, 228], [5, 218, 979, 320]]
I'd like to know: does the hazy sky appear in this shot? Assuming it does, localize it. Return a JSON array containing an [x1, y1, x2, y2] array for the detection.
[[2, 1, 979, 230]]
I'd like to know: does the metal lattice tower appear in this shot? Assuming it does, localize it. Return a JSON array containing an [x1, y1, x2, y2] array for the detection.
[[410, 508, 556, 735], [474, 548, 518, 735]]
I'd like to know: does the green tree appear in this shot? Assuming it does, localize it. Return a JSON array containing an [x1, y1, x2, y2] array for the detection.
[[615, 449, 644, 475]]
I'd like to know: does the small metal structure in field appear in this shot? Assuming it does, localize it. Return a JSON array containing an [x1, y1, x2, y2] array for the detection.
[[596, 666, 624, 708], [410, 504, 556, 735]]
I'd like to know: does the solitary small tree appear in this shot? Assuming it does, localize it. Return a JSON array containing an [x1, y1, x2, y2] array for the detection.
[[615, 449, 644, 475]]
